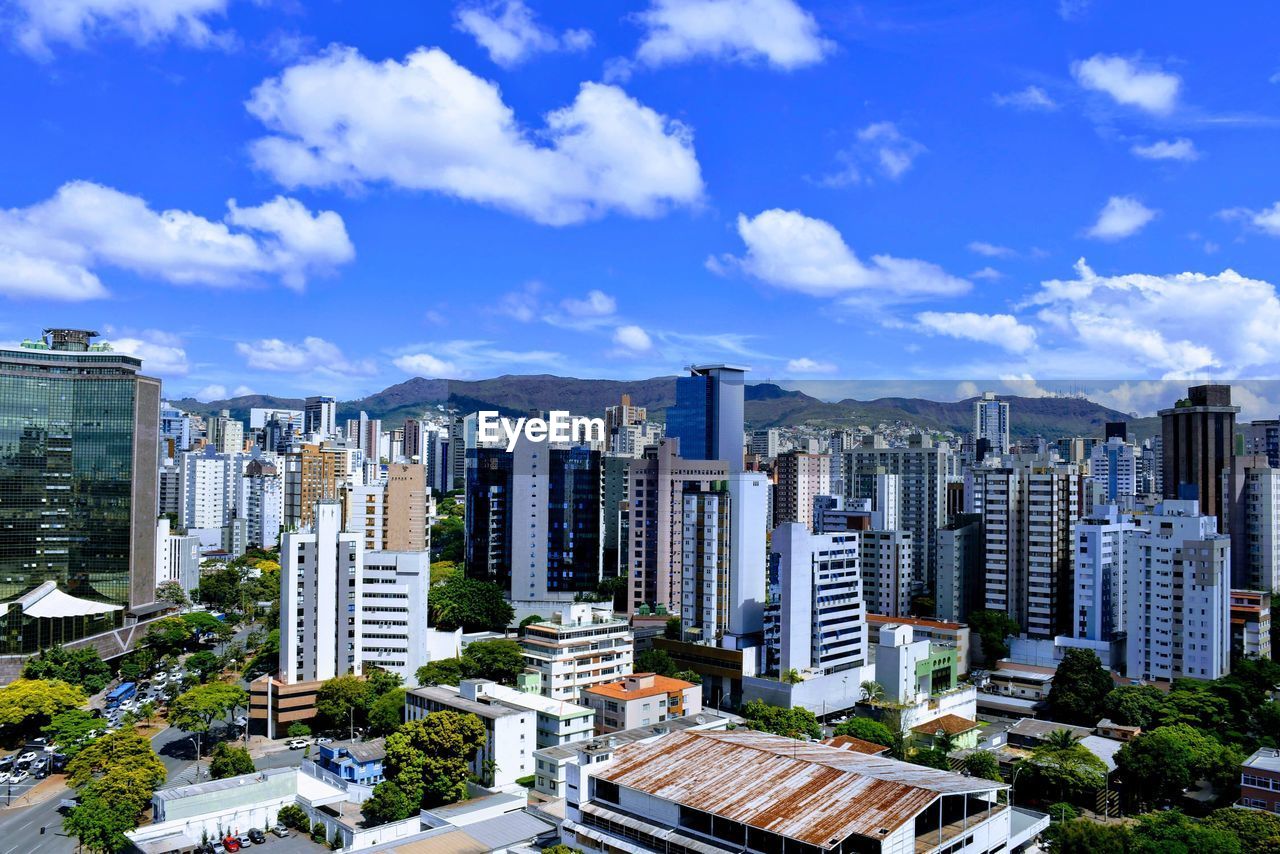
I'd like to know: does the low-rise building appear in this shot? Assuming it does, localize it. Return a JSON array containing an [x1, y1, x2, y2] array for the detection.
[[317, 738, 386, 789], [520, 604, 634, 701], [1231, 590, 1272, 660], [562, 729, 1049, 854], [1240, 747, 1280, 812], [1006, 718, 1093, 750], [580, 673, 702, 733], [405, 685, 534, 789], [912, 714, 982, 750], [867, 613, 971, 675]]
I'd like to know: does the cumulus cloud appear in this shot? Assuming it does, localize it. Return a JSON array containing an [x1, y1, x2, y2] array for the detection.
[[246, 46, 703, 226], [455, 0, 592, 67], [1085, 195, 1157, 240], [1072, 54, 1181, 115], [915, 311, 1037, 353], [1023, 259, 1280, 377], [630, 0, 831, 71], [968, 241, 1015, 258], [1219, 202, 1280, 237], [235, 337, 375, 375], [613, 324, 653, 352], [710, 209, 969, 301], [819, 122, 925, 186], [970, 267, 1003, 281], [106, 328, 190, 374], [1131, 138, 1199, 162], [561, 289, 617, 318], [195, 384, 228, 401], [8, 0, 232, 60], [393, 352, 460, 377], [785, 357, 836, 374], [992, 85, 1057, 111], [0, 181, 352, 299], [392, 340, 563, 379]]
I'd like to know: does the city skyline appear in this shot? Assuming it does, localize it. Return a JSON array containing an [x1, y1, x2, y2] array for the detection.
[[2, 1, 1279, 401]]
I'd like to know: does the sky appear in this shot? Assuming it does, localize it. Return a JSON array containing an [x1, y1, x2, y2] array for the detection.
[[2, 1, 1280, 414]]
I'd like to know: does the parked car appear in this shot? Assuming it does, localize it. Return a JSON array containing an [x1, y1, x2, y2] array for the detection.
[[270, 824, 289, 838], [16, 751, 37, 764], [26, 738, 48, 750], [210, 842, 226, 854], [236, 832, 253, 847], [0, 772, 11, 784], [315, 737, 333, 745], [222, 835, 240, 852], [10, 770, 30, 784], [50, 753, 68, 772], [285, 738, 308, 750], [0, 756, 13, 771], [248, 829, 266, 844]]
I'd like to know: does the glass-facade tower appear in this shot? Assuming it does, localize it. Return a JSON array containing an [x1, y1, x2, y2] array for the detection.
[[0, 329, 161, 654]]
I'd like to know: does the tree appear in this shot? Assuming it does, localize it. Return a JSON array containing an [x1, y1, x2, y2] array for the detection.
[[361, 780, 414, 825], [833, 717, 894, 746], [417, 658, 465, 687], [431, 515, 465, 564], [370, 688, 407, 737], [22, 646, 112, 695], [155, 580, 190, 607], [317, 674, 373, 732], [432, 561, 461, 586], [117, 647, 157, 683], [1045, 649, 1113, 725], [0, 678, 86, 729], [182, 610, 233, 642], [1102, 684, 1166, 729], [962, 750, 1003, 782], [742, 700, 821, 740], [287, 722, 312, 738], [384, 711, 487, 808], [1048, 802, 1079, 822], [209, 743, 256, 779], [911, 747, 952, 770], [860, 681, 885, 703], [169, 682, 249, 761], [664, 617, 682, 640], [1116, 724, 1240, 809], [967, 609, 1019, 663], [1129, 809, 1241, 853], [366, 667, 404, 698], [186, 650, 222, 683], [1046, 818, 1129, 854], [429, 576, 514, 631], [673, 669, 702, 684], [1202, 806, 1280, 852], [635, 648, 677, 677], [781, 668, 804, 684], [44, 709, 101, 756], [245, 628, 280, 679], [66, 729, 166, 808], [142, 616, 193, 655], [63, 795, 142, 854], [463, 639, 527, 684], [1015, 734, 1107, 804], [276, 804, 309, 831]]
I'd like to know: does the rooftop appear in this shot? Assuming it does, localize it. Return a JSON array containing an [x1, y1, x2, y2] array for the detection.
[[407, 685, 526, 720], [1245, 747, 1280, 773], [595, 729, 1005, 845], [911, 715, 979, 736], [821, 735, 889, 755], [867, 614, 963, 631], [537, 711, 739, 761], [324, 737, 386, 764], [1007, 718, 1094, 742], [584, 673, 696, 701]]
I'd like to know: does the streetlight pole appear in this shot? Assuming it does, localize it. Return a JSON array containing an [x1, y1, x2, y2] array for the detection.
[[349, 705, 354, 742]]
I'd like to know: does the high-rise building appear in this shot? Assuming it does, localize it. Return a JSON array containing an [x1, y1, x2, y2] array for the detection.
[[1160, 384, 1238, 529], [1088, 437, 1138, 502], [283, 442, 344, 530], [520, 603, 634, 700], [1072, 505, 1134, 643], [604, 394, 647, 437], [467, 437, 603, 613], [344, 462, 431, 553], [970, 460, 1080, 640], [304, 395, 338, 438], [860, 529, 914, 618], [1125, 499, 1230, 682], [207, 410, 244, 454], [0, 329, 162, 653], [239, 458, 284, 549], [666, 364, 747, 472], [281, 501, 362, 683], [1224, 455, 1280, 592], [179, 447, 248, 530], [160, 403, 194, 456], [974, 391, 1010, 456], [763, 523, 865, 677], [772, 450, 830, 531], [154, 517, 201, 597], [748, 428, 779, 460], [936, 514, 982, 623], [1241, 419, 1280, 469]]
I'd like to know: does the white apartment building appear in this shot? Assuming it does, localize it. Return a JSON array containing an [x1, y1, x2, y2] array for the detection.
[[155, 517, 201, 595], [1228, 458, 1280, 593], [860, 529, 914, 618], [679, 471, 770, 642], [359, 551, 430, 681], [581, 673, 703, 733], [1073, 504, 1134, 643], [772, 450, 830, 531], [404, 684, 534, 789], [207, 411, 244, 454], [1125, 499, 1231, 682], [764, 523, 865, 677], [974, 391, 1010, 456], [1088, 437, 1138, 502], [749, 428, 779, 460], [239, 458, 284, 549], [179, 448, 249, 530], [280, 501, 362, 684], [520, 604, 634, 701]]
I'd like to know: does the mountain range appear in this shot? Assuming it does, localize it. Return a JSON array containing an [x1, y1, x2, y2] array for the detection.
[[170, 374, 1159, 441]]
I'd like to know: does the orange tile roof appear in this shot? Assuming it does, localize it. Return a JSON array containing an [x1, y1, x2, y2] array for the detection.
[[910, 714, 978, 736], [584, 674, 696, 701], [822, 735, 889, 755]]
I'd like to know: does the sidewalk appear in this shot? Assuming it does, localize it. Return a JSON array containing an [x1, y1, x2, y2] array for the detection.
[[0, 775, 67, 810]]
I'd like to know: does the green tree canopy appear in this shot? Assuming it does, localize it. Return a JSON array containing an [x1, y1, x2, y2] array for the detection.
[[1128, 809, 1241, 854], [1102, 684, 1166, 729], [961, 750, 1003, 782], [186, 650, 222, 683], [316, 674, 373, 732], [429, 576, 514, 631], [417, 658, 466, 687], [1116, 723, 1241, 808], [169, 682, 249, 744], [0, 678, 86, 729], [64, 795, 143, 854], [66, 729, 166, 807], [155, 580, 189, 606], [1045, 818, 1129, 854], [462, 639, 527, 684], [832, 716, 894, 746], [910, 747, 952, 770], [635, 648, 677, 677], [1045, 649, 1113, 725], [43, 709, 102, 757], [967, 609, 1019, 663], [370, 688, 407, 737], [1015, 734, 1107, 804], [22, 646, 111, 695], [209, 743, 256, 779], [1202, 807, 1280, 852], [742, 700, 821, 740], [361, 780, 414, 825], [384, 711, 487, 808]]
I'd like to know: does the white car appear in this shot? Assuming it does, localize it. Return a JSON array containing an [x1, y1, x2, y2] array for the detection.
[[10, 770, 29, 784], [152, 673, 167, 684], [0, 772, 11, 784], [16, 752, 37, 764], [285, 739, 309, 750], [315, 737, 333, 745]]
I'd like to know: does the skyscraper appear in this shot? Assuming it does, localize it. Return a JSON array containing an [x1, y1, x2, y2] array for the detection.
[[1160, 383, 1238, 529], [0, 329, 161, 653], [304, 395, 338, 438], [772, 450, 830, 530], [973, 391, 1010, 456], [666, 365, 747, 472]]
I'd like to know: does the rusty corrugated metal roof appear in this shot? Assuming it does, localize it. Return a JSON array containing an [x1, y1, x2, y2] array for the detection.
[[595, 730, 1005, 846]]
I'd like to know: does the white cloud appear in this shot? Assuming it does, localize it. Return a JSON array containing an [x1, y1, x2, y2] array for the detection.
[[0, 181, 352, 298], [1131, 138, 1199, 162], [246, 46, 703, 226], [106, 329, 189, 374], [821, 122, 925, 185], [231, 384, 255, 397], [711, 209, 969, 300], [1023, 258, 1280, 378], [785, 357, 836, 374], [561, 289, 617, 318], [195, 384, 227, 400], [992, 85, 1057, 111], [393, 352, 460, 377], [916, 311, 1037, 353], [1072, 54, 1181, 115], [235, 337, 376, 375], [497, 282, 543, 322], [455, 0, 593, 67], [9, 0, 231, 60], [613, 324, 653, 352], [1219, 202, 1280, 237], [1085, 195, 1157, 241], [955, 381, 979, 399], [970, 267, 1003, 281], [631, 0, 832, 71], [968, 241, 1015, 258]]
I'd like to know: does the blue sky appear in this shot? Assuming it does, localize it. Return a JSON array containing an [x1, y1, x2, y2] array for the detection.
[[2, 0, 1280, 410]]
